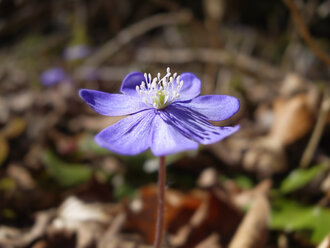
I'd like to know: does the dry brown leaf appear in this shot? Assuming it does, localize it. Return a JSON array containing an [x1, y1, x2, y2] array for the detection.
[[0, 210, 55, 247], [1, 117, 26, 139], [228, 194, 270, 248], [232, 179, 272, 208], [126, 186, 242, 247], [49, 196, 119, 248], [125, 185, 201, 244], [0, 137, 9, 165], [318, 234, 330, 248], [197, 167, 218, 188], [270, 94, 314, 145], [242, 137, 287, 176], [280, 73, 307, 97], [7, 163, 36, 190], [195, 233, 222, 248], [7, 91, 34, 112]]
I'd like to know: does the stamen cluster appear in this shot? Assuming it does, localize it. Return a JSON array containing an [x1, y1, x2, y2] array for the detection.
[[136, 67, 184, 109]]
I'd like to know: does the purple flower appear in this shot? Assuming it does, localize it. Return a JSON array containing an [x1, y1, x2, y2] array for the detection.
[[79, 68, 240, 156], [40, 67, 67, 86], [63, 44, 90, 61]]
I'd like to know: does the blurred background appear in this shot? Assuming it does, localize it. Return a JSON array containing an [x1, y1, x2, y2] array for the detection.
[[0, 0, 330, 247]]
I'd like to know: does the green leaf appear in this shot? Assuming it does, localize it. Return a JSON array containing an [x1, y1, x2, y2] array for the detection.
[[219, 174, 254, 189], [114, 183, 136, 200], [233, 174, 254, 189], [280, 164, 327, 194], [42, 150, 92, 187], [271, 197, 330, 244]]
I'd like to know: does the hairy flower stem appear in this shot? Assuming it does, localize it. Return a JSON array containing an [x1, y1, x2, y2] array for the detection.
[[154, 156, 166, 248]]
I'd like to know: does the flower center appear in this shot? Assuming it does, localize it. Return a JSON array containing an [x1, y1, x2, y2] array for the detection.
[[136, 67, 184, 109]]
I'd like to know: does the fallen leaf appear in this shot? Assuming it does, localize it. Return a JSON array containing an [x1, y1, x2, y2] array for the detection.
[[195, 233, 222, 248], [229, 195, 270, 248], [0, 210, 55, 247], [125, 185, 200, 244], [50, 196, 117, 248], [1, 117, 26, 139], [0, 137, 9, 166], [318, 234, 330, 248], [270, 94, 314, 145], [7, 163, 36, 190], [125, 186, 242, 247]]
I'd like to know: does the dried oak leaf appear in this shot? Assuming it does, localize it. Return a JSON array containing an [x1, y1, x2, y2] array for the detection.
[[48, 196, 118, 248], [270, 93, 314, 145], [125, 185, 242, 247]]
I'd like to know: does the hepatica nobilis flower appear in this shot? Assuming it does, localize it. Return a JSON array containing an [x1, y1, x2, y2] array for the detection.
[[79, 68, 240, 156]]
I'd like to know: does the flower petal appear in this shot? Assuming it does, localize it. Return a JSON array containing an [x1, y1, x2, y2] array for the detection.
[[79, 89, 150, 116], [163, 104, 240, 145], [40, 67, 67, 86], [182, 95, 240, 121], [120, 72, 145, 96], [176, 72, 201, 101], [95, 110, 155, 155], [151, 113, 198, 156]]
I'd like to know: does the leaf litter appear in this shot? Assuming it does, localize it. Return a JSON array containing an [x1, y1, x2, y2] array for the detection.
[[0, 1, 330, 247]]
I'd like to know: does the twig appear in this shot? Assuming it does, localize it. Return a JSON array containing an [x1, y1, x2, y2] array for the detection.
[[300, 92, 330, 168], [84, 10, 192, 66], [283, 0, 330, 66], [136, 48, 283, 81]]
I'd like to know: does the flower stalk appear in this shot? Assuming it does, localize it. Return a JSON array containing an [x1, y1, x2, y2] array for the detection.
[[154, 156, 166, 248]]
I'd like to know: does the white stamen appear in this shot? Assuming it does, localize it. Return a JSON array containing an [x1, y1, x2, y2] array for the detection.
[[137, 67, 184, 109]]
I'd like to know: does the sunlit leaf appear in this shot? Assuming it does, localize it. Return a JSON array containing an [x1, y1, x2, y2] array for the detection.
[[41, 150, 92, 187], [271, 197, 330, 244], [280, 164, 327, 194]]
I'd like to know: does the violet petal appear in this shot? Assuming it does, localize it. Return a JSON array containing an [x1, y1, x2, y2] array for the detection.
[[151, 113, 198, 156], [163, 104, 240, 145], [79, 89, 151, 116], [95, 109, 155, 155], [180, 95, 240, 121], [40, 67, 66, 86], [175, 72, 201, 101], [120, 72, 145, 96]]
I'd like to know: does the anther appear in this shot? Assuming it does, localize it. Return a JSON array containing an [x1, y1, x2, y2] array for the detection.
[[137, 67, 184, 109]]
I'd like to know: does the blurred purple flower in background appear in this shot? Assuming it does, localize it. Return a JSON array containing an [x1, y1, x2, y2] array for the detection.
[[79, 68, 240, 156], [63, 44, 90, 61], [40, 67, 67, 86]]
